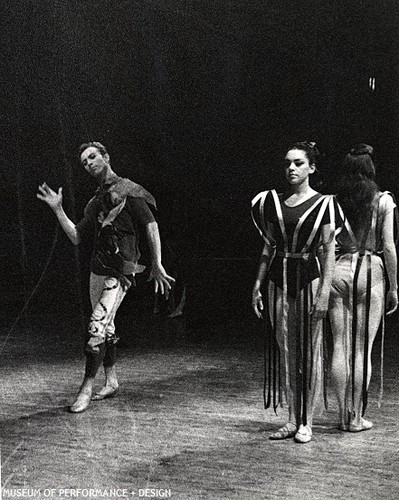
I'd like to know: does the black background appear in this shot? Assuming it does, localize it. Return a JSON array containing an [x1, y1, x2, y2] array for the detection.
[[1, 0, 399, 334]]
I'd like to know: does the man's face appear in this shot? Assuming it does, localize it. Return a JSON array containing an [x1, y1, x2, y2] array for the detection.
[[80, 147, 109, 178]]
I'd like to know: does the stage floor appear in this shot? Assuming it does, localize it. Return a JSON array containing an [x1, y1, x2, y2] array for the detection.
[[1, 312, 399, 499]]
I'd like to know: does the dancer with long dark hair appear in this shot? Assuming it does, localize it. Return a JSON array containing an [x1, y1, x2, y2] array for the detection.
[[251, 142, 337, 443], [329, 144, 397, 432]]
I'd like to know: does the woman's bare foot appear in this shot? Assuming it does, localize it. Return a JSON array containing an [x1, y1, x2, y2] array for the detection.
[[92, 384, 119, 401]]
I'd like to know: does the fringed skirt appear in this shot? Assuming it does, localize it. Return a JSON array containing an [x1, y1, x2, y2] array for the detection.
[[264, 277, 327, 426], [330, 253, 385, 419]]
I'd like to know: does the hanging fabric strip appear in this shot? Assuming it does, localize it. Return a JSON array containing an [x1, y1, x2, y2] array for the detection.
[[351, 254, 362, 418], [271, 190, 290, 406], [362, 253, 372, 416], [263, 280, 270, 409], [378, 291, 385, 408], [323, 316, 329, 409], [308, 284, 314, 389], [273, 281, 279, 412], [264, 279, 281, 413], [277, 321, 282, 408], [295, 261, 303, 425], [302, 262, 309, 426]]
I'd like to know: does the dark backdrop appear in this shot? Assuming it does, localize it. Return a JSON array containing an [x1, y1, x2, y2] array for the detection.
[[1, 0, 399, 332]]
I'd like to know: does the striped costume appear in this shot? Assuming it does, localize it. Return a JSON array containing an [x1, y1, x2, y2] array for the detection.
[[330, 191, 397, 423], [251, 190, 337, 426]]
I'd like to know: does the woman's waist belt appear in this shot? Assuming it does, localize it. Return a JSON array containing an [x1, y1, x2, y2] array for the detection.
[[360, 250, 379, 256], [337, 249, 379, 257], [276, 251, 311, 259]]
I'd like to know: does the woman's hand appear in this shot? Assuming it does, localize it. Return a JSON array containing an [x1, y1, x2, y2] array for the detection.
[[386, 289, 398, 316], [252, 288, 264, 319], [37, 183, 63, 211]]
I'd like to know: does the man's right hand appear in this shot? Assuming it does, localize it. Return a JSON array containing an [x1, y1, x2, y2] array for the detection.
[[37, 183, 63, 211]]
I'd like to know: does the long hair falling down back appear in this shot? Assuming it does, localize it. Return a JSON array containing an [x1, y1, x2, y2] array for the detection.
[[335, 144, 379, 237]]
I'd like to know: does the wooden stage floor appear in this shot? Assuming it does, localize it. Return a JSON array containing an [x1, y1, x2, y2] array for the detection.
[[1, 312, 399, 499]]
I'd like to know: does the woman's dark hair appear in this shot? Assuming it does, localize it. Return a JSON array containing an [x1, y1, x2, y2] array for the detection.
[[287, 141, 320, 166], [78, 141, 109, 159], [335, 143, 378, 237]]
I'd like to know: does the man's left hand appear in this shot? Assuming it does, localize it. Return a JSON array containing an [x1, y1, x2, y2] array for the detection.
[[148, 263, 175, 298]]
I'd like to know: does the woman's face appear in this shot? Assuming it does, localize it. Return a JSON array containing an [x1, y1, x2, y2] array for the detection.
[[284, 148, 315, 186]]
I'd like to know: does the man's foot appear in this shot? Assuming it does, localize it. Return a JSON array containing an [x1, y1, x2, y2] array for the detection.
[[269, 422, 297, 440], [69, 392, 92, 413], [295, 424, 312, 444], [91, 385, 119, 401]]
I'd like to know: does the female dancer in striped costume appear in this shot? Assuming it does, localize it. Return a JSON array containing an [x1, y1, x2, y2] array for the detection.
[[329, 144, 397, 432], [251, 142, 337, 443]]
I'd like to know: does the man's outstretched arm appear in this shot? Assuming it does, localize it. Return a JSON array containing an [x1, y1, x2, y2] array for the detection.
[[37, 182, 81, 245]]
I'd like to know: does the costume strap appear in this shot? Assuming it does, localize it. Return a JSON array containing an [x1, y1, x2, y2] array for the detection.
[[301, 263, 309, 425], [264, 282, 271, 409], [327, 195, 338, 245], [362, 254, 372, 416], [301, 195, 333, 253], [252, 191, 282, 412], [337, 202, 357, 250], [369, 196, 378, 250], [251, 191, 276, 248], [291, 195, 326, 253], [263, 280, 281, 413], [381, 191, 399, 245], [271, 190, 291, 404], [378, 293, 385, 408], [270, 190, 288, 252], [110, 177, 157, 208], [323, 316, 329, 410], [276, 252, 310, 259], [101, 198, 126, 227], [273, 281, 281, 412], [350, 253, 361, 419]]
